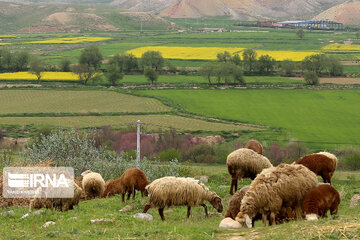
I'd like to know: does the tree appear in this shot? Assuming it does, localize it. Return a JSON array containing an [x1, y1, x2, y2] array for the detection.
[[74, 46, 103, 85], [232, 54, 241, 66], [212, 63, 245, 85], [60, 58, 71, 72], [217, 51, 232, 63], [105, 56, 124, 86], [326, 56, 343, 76], [232, 65, 245, 85], [257, 54, 276, 75], [12, 51, 30, 71], [199, 62, 215, 84], [302, 54, 327, 75], [296, 29, 305, 40], [242, 49, 257, 72], [144, 67, 158, 84], [141, 51, 164, 71], [356, 31, 360, 40], [281, 59, 296, 76], [111, 53, 139, 73], [29, 56, 44, 83], [304, 71, 319, 85]]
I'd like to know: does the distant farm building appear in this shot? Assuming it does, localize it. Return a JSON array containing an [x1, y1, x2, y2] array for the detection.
[[277, 21, 343, 30]]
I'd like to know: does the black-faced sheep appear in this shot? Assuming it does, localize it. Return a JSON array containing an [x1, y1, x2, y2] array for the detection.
[[81, 170, 105, 199], [101, 168, 149, 201], [29, 183, 82, 212], [226, 148, 273, 195], [235, 164, 318, 227], [303, 184, 340, 220], [297, 152, 338, 184], [245, 140, 263, 155], [143, 177, 223, 221]]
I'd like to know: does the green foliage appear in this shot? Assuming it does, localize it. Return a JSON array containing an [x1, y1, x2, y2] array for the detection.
[[199, 62, 216, 84], [0, 149, 15, 170], [111, 53, 139, 73], [216, 51, 232, 63], [356, 31, 360, 40], [296, 29, 305, 39], [302, 54, 327, 75], [326, 56, 344, 76], [199, 62, 244, 85], [144, 67, 158, 84], [29, 56, 44, 83], [166, 61, 177, 73], [79, 46, 103, 71], [13, 51, 30, 72], [72, 63, 96, 85], [342, 153, 360, 170], [60, 58, 71, 72], [182, 144, 216, 163], [257, 54, 276, 75], [281, 59, 296, 75], [105, 55, 124, 86], [304, 71, 319, 85], [242, 48, 257, 72], [140, 51, 164, 71], [158, 148, 181, 162]]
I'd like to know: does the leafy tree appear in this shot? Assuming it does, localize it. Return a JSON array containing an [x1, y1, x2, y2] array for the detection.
[[60, 58, 71, 72], [199, 62, 215, 84], [326, 56, 343, 76], [141, 51, 164, 71], [257, 54, 276, 74], [29, 56, 44, 83], [242, 49, 257, 72], [232, 65, 245, 85], [73, 63, 96, 85], [79, 46, 103, 70], [217, 51, 232, 62], [296, 29, 305, 40], [232, 53, 241, 66], [166, 61, 177, 73], [12, 51, 30, 71], [0, 48, 12, 72], [213, 63, 245, 85], [111, 53, 138, 73], [281, 59, 296, 76], [302, 54, 327, 75], [356, 31, 360, 40], [304, 71, 319, 85], [105, 58, 124, 86], [144, 67, 158, 84]]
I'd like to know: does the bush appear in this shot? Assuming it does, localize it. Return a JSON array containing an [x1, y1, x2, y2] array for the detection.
[[304, 71, 319, 85], [0, 128, 5, 140], [182, 144, 216, 163], [336, 149, 360, 170], [264, 141, 307, 166], [158, 148, 181, 162]]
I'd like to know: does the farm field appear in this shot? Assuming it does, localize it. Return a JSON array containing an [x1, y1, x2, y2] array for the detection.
[[0, 166, 359, 240], [137, 89, 360, 148], [0, 72, 79, 81], [0, 115, 260, 132]]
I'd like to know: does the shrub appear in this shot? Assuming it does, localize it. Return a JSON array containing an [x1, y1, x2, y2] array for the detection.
[[304, 71, 319, 85], [335, 149, 360, 170], [158, 148, 181, 162], [0, 128, 5, 140], [182, 144, 216, 163]]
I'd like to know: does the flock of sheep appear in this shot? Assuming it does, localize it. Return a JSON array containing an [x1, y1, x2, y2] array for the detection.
[[28, 139, 341, 229]]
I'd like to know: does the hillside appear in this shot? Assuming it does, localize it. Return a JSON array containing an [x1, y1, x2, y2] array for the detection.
[[313, 1, 360, 25], [109, 0, 176, 12]]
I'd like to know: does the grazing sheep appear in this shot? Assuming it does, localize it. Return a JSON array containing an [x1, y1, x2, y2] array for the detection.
[[245, 140, 263, 155], [81, 170, 105, 199], [297, 152, 338, 184], [303, 184, 340, 221], [226, 148, 273, 195], [143, 177, 223, 221], [29, 183, 82, 212], [101, 168, 149, 201], [235, 164, 318, 227]]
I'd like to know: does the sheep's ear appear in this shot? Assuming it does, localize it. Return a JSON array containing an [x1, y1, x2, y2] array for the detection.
[[245, 215, 252, 228]]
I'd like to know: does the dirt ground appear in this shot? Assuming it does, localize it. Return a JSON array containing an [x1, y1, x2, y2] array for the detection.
[[292, 77, 360, 84]]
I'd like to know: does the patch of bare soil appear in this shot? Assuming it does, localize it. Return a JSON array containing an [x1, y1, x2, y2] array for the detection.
[[0, 84, 42, 88], [291, 77, 360, 85]]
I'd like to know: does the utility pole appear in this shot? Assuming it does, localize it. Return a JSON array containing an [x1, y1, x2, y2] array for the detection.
[[136, 120, 141, 169]]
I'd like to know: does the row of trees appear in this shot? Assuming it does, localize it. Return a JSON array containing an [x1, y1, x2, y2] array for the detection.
[[0, 49, 30, 72]]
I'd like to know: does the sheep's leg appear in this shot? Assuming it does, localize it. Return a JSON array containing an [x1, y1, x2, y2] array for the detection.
[[269, 212, 276, 226], [143, 203, 151, 213], [230, 177, 237, 195], [294, 205, 303, 220], [127, 191, 131, 200], [187, 206, 191, 218], [159, 208, 165, 221], [262, 214, 267, 227], [121, 193, 125, 202], [201, 203, 208, 217], [132, 186, 135, 200], [234, 178, 238, 193], [322, 172, 331, 184]]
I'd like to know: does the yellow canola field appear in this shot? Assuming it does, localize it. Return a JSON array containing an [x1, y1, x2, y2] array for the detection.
[[0, 72, 79, 81], [0, 35, 16, 38], [322, 44, 360, 52], [127, 46, 317, 61], [0, 43, 11, 45], [26, 37, 111, 44]]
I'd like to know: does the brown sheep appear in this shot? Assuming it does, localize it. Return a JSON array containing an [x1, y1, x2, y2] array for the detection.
[[297, 152, 338, 184], [245, 140, 263, 155], [303, 184, 340, 220], [101, 168, 149, 202]]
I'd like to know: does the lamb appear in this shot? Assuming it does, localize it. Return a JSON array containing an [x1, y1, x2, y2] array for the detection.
[[235, 164, 318, 227], [245, 139, 263, 155], [29, 183, 82, 212], [297, 152, 338, 184], [143, 176, 223, 221], [81, 170, 105, 199], [101, 168, 149, 201], [303, 184, 340, 221], [226, 148, 273, 195]]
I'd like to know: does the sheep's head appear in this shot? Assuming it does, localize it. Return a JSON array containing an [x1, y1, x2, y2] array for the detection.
[[209, 196, 223, 213], [235, 212, 253, 228]]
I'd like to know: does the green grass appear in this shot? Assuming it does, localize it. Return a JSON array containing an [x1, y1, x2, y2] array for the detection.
[[1, 167, 359, 240], [0, 89, 170, 114], [136, 89, 360, 148], [343, 65, 360, 74]]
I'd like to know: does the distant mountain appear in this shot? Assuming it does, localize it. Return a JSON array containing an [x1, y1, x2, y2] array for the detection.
[[109, 0, 176, 12], [313, 1, 360, 25]]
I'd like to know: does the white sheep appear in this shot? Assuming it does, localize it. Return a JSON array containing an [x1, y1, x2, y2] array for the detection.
[[142, 176, 223, 221], [226, 148, 273, 195], [235, 164, 318, 227], [81, 170, 105, 199]]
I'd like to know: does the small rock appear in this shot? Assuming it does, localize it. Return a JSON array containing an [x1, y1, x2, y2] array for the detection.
[[119, 205, 133, 212], [349, 194, 360, 208], [69, 217, 78, 220], [90, 218, 115, 224], [1, 210, 15, 216], [218, 185, 229, 189], [21, 213, 30, 219], [133, 213, 153, 220], [199, 176, 208, 183], [219, 217, 242, 229], [33, 210, 45, 215], [305, 214, 318, 221], [208, 212, 222, 217], [42, 221, 55, 228]]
